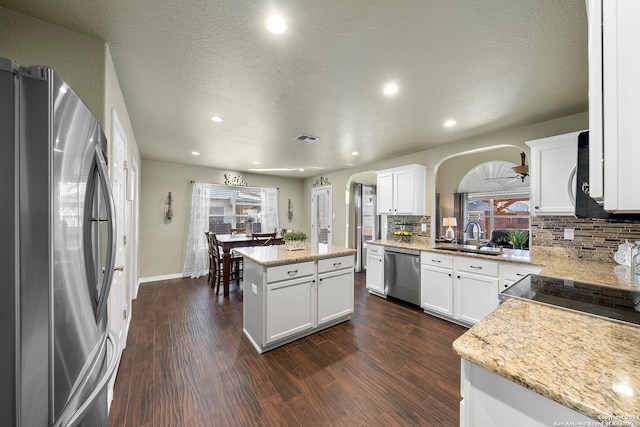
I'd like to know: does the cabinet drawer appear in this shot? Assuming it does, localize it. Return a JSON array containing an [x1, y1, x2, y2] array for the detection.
[[367, 244, 384, 256], [267, 261, 315, 283], [421, 251, 453, 269], [502, 263, 543, 282], [318, 255, 354, 273], [454, 257, 498, 277]]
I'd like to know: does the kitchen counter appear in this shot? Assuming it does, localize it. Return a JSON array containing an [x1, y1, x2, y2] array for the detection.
[[369, 239, 638, 291], [235, 243, 356, 266], [453, 297, 640, 421]]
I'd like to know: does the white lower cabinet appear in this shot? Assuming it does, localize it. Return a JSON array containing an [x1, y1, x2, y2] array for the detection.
[[500, 263, 543, 291], [420, 251, 540, 326], [265, 276, 316, 344], [365, 244, 385, 296], [244, 255, 354, 353], [420, 253, 454, 316], [460, 360, 593, 427], [318, 257, 355, 325], [455, 272, 499, 325]]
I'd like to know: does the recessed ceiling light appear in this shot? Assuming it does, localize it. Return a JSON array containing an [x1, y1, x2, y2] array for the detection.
[[211, 116, 223, 122], [345, 163, 354, 167], [444, 119, 457, 127], [298, 168, 305, 172], [253, 161, 260, 165], [351, 151, 359, 156], [191, 151, 200, 155], [266, 15, 286, 34], [383, 84, 398, 95]]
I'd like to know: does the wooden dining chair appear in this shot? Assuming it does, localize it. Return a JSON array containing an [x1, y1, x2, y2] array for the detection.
[[251, 232, 277, 246], [210, 233, 243, 294]]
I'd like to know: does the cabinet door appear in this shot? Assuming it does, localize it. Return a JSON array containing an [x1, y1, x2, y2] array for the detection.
[[265, 277, 315, 344], [527, 132, 579, 216], [455, 273, 499, 325], [366, 254, 385, 295], [421, 265, 453, 316], [393, 168, 415, 214], [601, 0, 640, 212], [318, 269, 354, 325], [376, 172, 394, 214]]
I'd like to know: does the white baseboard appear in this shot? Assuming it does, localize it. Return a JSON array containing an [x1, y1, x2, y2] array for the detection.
[[138, 273, 184, 284]]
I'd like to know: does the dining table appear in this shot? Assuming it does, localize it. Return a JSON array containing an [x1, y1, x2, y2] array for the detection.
[[215, 233, 282, 296]]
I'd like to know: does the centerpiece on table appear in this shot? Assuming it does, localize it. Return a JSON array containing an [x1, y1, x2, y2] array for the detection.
[[393, 221, 413, 242], [244, 216, 255, 236], [283, 231, 307, 251], [507, 229, 528, 250]]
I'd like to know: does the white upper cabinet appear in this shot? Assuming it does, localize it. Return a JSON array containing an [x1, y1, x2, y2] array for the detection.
[[526, 132, 580, 216], [376, 164, 427, 215], [588, 0, 640, 212]]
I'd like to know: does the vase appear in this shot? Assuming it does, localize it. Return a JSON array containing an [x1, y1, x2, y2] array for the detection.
[[284, 240, 306, 251]]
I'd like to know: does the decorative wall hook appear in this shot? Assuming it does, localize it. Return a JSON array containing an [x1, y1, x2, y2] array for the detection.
[[165, 192, 173, 221], [313, 176, 331, 187]]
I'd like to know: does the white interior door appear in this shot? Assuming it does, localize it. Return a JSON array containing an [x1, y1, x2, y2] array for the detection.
[[311, 186, 332, 245], [109, 111, 127, 348]]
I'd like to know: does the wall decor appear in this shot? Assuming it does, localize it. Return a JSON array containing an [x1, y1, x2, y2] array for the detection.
[[164, 191, 173, 222], [288, 198, 294, 222], [313, 176, 331, 187], [224, 173, 249, 186]]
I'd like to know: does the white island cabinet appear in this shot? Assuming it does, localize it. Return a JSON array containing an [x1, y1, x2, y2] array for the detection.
[[237, 245, 355, 353]]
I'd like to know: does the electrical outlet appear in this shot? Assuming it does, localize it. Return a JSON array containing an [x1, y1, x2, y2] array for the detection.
[[421, 223, 427, 232], [564, 228, 575, 240], [251, 283, 258, 295]]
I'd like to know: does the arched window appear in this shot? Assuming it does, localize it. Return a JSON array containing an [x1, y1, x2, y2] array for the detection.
[[458, 161, 530, 248]]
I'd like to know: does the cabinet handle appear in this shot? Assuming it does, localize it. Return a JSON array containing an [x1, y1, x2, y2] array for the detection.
[[457, 275, 461, 279], [431, 259, 441, 263], [448, 273, 452, 277], [470, 266, 483, 270], [516, 273, 525, 276], [333, 262, 342, 268], [287, 270, 299, 276], [534, 206, 539, 209]]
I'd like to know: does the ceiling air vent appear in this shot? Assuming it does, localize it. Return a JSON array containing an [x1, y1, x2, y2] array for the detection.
[[293, 134, 319, 144]]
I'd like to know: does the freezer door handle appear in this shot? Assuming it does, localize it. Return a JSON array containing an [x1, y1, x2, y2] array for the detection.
[[58, 330, 121, 427], [94, 145, 117, 320]]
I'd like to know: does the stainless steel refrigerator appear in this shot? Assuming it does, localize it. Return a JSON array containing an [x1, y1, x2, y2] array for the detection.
[[353, 183, 379, 272], [0, 57, 120, 427]]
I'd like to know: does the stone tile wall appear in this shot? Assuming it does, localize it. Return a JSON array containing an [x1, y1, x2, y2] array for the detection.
[[386, 215, 431, 244], [531, 216, 640, 262]]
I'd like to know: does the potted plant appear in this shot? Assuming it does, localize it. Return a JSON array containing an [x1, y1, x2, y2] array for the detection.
[[282, 231, 307, 251], [507, 229, 528, 250]]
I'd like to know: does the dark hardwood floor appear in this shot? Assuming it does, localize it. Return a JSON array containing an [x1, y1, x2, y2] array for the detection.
[[108, 273, 468, 426]]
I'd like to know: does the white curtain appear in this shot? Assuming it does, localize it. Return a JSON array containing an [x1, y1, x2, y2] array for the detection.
[[183, 182, 209, 278], [261, 187, 279, 233]]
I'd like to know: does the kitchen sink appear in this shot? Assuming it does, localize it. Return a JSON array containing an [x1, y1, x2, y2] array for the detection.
[[433, 243, 503, 256]]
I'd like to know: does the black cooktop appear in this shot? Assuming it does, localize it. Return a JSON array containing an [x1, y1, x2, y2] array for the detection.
[[500, 274, 640, 326]]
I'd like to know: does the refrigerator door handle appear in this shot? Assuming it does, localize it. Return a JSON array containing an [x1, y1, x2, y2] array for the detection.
[[93, 145, 117, 320], [57, 330, 121, 427]]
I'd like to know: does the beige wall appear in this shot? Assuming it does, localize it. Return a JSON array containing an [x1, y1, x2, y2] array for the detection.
[[304, 111, 589, 248], [139, 161, 305, 278], [0, 7, 106, 125]]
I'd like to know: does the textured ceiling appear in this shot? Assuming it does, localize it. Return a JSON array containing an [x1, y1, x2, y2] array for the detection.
[[0, 0, 588, 177]]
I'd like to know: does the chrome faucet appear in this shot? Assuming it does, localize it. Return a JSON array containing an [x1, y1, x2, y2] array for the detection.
[[464, 221, 482, 249]]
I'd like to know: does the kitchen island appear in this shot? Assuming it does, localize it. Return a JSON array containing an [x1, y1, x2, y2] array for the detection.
[[235, 244, 356, 353]]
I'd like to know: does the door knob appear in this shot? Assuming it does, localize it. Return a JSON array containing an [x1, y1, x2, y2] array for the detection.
[[114, 265, 124, 271]]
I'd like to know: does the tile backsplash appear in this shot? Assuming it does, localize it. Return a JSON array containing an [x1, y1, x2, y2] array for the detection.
[[531, 216, 640, 262], [386, 215, 431, 244]]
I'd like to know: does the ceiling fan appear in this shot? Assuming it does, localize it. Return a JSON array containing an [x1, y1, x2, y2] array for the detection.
[[484, 152, 529, 182]]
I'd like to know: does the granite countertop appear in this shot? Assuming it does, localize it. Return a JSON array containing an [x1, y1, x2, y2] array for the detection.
[[369, 239, 638, 291], [235, 243, 356, 266], [453, 298, 640, 420]]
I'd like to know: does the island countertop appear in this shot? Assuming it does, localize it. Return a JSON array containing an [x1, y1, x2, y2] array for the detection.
[[234, 243, 356, 266], [453, 298, 640, 421]]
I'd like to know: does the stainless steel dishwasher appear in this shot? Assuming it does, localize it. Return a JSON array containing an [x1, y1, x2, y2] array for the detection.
[[384, 247, 421, 305]]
